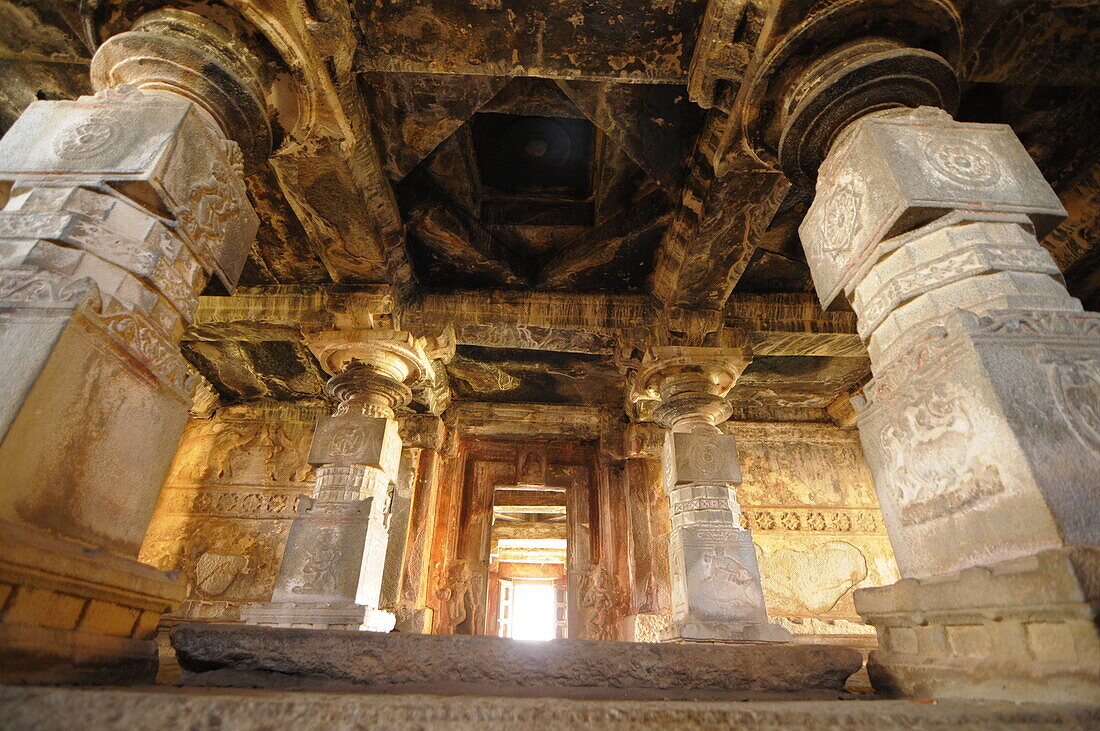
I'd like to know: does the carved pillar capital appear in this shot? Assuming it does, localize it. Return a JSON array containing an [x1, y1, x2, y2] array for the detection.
[[738, 1, 961, 184], [307, 329, 446, 419], [626, 345, 752, 432], [90, 8, 273, 169]]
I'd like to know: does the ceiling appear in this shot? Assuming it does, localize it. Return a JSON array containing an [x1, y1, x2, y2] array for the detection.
[[2, 0, 1098, 422]]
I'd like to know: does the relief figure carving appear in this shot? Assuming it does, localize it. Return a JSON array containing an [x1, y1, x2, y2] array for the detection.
[[198, 422, 264, 481], [262, 422, 313, 483], [292, 529, 343, 595], [177, 142, 245, 258], [434, 562, 471, 633], [878, 383, 1005, 525], [579, 563, 621, 641], [687, 548, 757, 614]]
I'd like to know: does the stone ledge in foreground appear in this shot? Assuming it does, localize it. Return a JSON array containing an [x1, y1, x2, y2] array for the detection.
[[172, 622, 862, 701], [3, 687, 1100, 731]]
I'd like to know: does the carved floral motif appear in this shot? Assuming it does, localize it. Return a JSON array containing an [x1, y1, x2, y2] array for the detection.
[[84, 295, 188, 393], [52, 118, 119, 160], [0, 269, 94, 305], [814, 177, 864, 262], [925, 138, 1002, 188]]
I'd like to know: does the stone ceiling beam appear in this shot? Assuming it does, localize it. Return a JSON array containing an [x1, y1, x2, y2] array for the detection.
[[351, 1, 706, 85], [187, 286, 395, 341], [447, 402, 607, 440], [187, 287, 863, 357], [493, 490, 568, 510]]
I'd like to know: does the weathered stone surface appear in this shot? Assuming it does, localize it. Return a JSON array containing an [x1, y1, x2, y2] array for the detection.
[[139, 402, 320, 623], [172, 623, 860, 699], [2, 0, 1096, 704], [7, 687, 1100, 731], [856, 547, 1100, 705], [244, 327, 452, 632], [0, 518, 186, 685], [790, 79, 1099, 703]]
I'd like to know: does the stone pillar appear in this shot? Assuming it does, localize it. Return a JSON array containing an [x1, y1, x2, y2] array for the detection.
[[242, 330, 442, 632], [0, 9, 266, 682], [622, 423, 673, 641], [781, 42, 1099, 701], [390, 414, 446, 633], [627, 347, 791, 644]]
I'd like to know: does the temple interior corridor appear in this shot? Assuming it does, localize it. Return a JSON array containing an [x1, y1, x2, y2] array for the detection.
[[0, 0, 1098, 727]]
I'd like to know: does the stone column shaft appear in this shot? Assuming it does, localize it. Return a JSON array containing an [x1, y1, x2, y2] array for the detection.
[[798, 106, 1099, 700], [628, 347, 790, 644], [0, 8, 267, 683], [243, 331, 446, 632], [0, 86, 257, 555]]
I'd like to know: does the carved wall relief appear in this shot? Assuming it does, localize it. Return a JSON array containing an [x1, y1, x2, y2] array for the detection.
[[263, 422, 315, 482], [139, 403, 321, 619], [719, 422, 897, 632], [199, 421, 264, 481], [1042, 352, 1100, 453], [578, 563, 623, 641], [433, 561, 472, 634], [517, 448, 547, 485], [877, 383, 1005, 526], [194, 552, 249, 597], [755, 541, 869, 617]]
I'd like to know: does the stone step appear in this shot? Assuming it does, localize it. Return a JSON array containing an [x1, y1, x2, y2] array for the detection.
[[172, 623, 862, 701], [3, 686, 1100, 730]]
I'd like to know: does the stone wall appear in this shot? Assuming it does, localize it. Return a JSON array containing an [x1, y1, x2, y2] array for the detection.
[[728, 422, 899, 637], [139, 402, 323, 622]]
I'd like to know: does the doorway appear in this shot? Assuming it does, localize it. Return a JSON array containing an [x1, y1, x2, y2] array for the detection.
[[489, 478, 569, 639]]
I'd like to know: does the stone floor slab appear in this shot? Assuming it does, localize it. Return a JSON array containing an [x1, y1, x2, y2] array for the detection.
[[2, 686, 1099, 730], [172, 623, 862, 700]]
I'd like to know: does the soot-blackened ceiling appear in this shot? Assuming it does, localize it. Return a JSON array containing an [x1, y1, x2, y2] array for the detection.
[[369, 76, 701, 292]]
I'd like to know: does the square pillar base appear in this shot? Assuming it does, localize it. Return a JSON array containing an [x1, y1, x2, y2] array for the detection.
[[855, 547, 1100, 703], [661, 619, 792, 644], [241, 602, 396, 633], [0, 519, 186, 685]]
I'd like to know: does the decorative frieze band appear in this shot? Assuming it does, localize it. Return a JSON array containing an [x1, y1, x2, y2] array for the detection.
[[158, 485, 300, 519], [740, 507, 886, 535], [854, 242, 1062, 339]]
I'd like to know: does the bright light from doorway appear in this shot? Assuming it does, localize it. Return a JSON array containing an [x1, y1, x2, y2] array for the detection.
[[510, 583, 556, 641]]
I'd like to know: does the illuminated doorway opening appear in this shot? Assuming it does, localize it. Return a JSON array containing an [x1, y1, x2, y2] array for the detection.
[[489, 467, 569, 640], [501, 581, 558, 641]]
